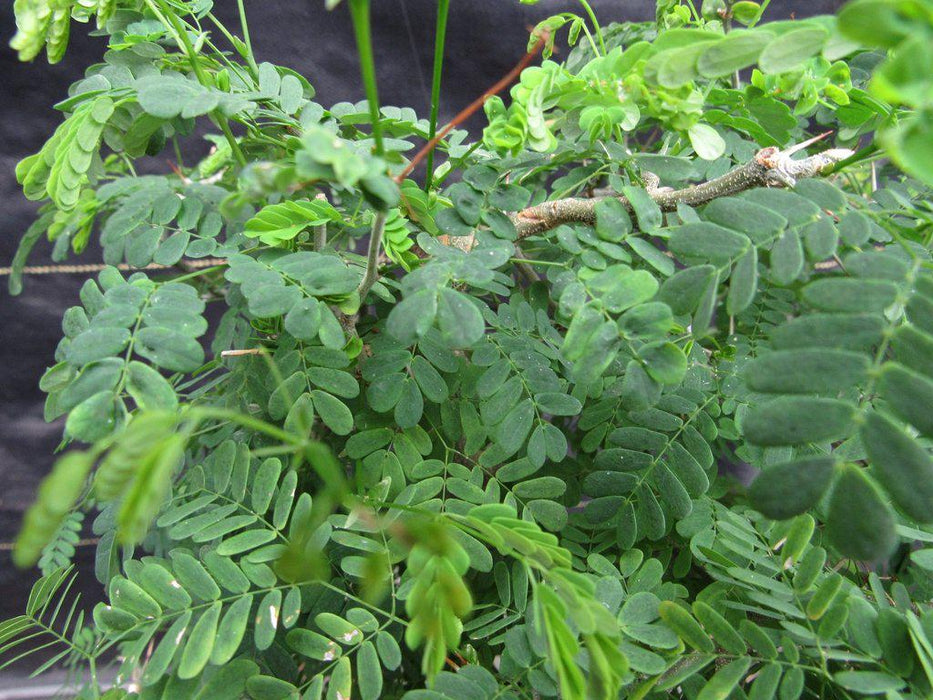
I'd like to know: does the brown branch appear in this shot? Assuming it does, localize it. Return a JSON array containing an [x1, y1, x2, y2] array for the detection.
[[511, 139, 855, 239], [395, 30, 549, 184]]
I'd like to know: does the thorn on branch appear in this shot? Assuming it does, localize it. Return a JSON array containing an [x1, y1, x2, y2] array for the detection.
[[221, 348, 264, 357]]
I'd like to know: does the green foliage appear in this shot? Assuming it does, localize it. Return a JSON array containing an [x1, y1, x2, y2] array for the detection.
[[5, 0, 933, 698]]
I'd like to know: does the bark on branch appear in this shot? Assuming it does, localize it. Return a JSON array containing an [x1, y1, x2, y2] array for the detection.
[[510, 142, 855, 239]]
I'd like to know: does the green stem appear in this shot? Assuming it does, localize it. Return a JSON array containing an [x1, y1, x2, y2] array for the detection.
[[577, 0, 606, 55], [357, 211, 387, 300], [348, 0, 384, 157], [187, 406, 305, 447], [751, 0, 772, 26], [217, 117, 248, 168], [823, 142, 881, 175], [169, 264, 227, 284], [424, 0, 450, 191], [235, 0, 260, 75]]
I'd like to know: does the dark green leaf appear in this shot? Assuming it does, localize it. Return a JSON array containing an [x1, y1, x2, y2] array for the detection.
[[743, 397, 855, 446], [727, 247, 758, 315], [861, 411, 933, 522], [749, 457, 835, 519], [745, 349, 869, 394], [437, 288, 484, 348], [802, 278, 898, 313], [669, 223, 750, 265], [826, 464, 898, 561]]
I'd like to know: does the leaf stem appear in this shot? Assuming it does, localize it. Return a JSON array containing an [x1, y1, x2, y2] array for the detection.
[[348, 0, 384, 157], [216, 117, 248, 168], [424, 0, 450, 191]]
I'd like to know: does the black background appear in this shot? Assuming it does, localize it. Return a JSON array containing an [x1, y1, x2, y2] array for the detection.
[[0, 0, 841, 631]]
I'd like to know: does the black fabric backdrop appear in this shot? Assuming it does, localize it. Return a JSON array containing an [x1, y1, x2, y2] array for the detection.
[[0, 0, 841, 627]]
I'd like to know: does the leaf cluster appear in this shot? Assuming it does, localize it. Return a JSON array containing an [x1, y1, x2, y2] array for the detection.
[[4, 1, 933, 699]]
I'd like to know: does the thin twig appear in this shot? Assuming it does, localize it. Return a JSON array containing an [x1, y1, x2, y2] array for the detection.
[[395, 29, 549, 184]]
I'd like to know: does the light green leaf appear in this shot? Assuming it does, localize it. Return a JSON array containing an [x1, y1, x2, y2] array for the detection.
[[245, 675, 298, 700], [254, 589, 282, 651], [658, 601, 714, 652], [497, 398, 534, 454], [66, 391, 122, 442], [211, 595, 253, 665], [195, 659, 259, 700], [287, 628, 342, 660], [878, 364, 933, 438], [177, 602, 221, 679], [411, 356, 448, 403], [142, 611, 191, 685], [698, 31, 772, 77], [688, 123, 726, 161], [135, 327, 205, 372], [658, 265, 718, 315], [67, 327, 131, 366], [770, 229, 804, 285], [284, 298, 322, 340], [252, 458, 283, 514], [357, 640, 383, 700], [692, 602, 746, 655], [759, 26, 828, 73], [376, 631, 402, 670], [834, 670, 905, 694]]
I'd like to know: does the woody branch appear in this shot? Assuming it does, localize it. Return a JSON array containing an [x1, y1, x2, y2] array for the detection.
[[509, 138, 854, 239]]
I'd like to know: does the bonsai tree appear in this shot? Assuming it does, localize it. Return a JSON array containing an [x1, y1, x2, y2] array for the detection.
[[3, 0, 933, 697]]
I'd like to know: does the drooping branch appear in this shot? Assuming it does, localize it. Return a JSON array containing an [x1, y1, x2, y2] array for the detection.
[[511, 140, 855, 239]]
